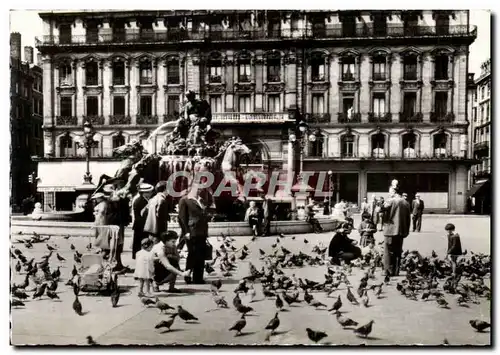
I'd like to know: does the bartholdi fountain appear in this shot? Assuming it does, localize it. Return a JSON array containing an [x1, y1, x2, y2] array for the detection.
[[20, 91, 340, 236]]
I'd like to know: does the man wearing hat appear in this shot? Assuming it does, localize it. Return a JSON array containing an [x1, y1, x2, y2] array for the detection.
[[411, 193, 425, 232], [131, 182, 154, 259], [144, 181, 170, 240]]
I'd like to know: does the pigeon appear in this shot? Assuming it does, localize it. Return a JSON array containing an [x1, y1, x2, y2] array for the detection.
[[177, 306, 198, 322], [246, 283, 257, 302], [111, 286, 120, 308], [306, 328, 328, 343], [212, 294, 229, 308], [229, 314, 247, 336], [51, 267, 61, 280], [205, 263, 215, 274], [346, 287, 359, 305], [141, 297, 156, 307], [328, 295, 342, 312], [70, 244, 75, 251], [265, 312, 280, 333], [362, 290, 370, 307], [156, 298, 175, 313], [73, 295, 83, 316], [275, 294, 284, 310], [33, 283, 47, 300], [469, 320, 491, 332], [86, 336, 97, 345], [56, 253, 66, 262], [236, 304, 253, 315], [304, 238, 309, 244], [211, 279, 222, 293], [304, 290, 314, 304], [47, 290, 60, 300], [354, 320, 374, 338], [155, 314, 178, 331], [310, 300, 327, 308], [335, 311, 358, 328], [11, 299, 25, 307], [15, 261, 21, 273], [233, 293, 242, 308], [436, 297, 449, 308], [12, 289, 28, 299], [46, 244, 56, 251]]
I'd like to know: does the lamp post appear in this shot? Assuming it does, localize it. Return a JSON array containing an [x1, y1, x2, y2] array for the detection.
[[75, 120, 98, 185], [289, 119, 317, 181], [328, 170, 333, 215]]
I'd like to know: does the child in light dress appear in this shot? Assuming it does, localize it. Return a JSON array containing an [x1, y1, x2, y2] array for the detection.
[[134, 238, 154, 297]]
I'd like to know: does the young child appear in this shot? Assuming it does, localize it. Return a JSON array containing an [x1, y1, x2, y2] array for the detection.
[[358, 212, 377, 248], [134, 238, 154, 297], [445, 223, 462, 276]]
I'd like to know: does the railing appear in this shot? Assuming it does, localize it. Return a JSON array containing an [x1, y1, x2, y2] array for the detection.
[[86, 77, 98, 86], [403, 72, 418, 81], [212, 112, 288, 123], [430, 112, 454, 122], [36, 25, 477, 46], [304, 113, 331, 123], [368, 112, 392, 123], [56, 116, 77, 126], [342, 73, 355, 82], [338, 112, 361, 123], [209, 75, 222, 83], [399, 112, 423, 123], [474, 141, 489, 151], [83, 115, 104, 125], [372, 73, 386, 81], [238, 75, 251, 83], [112, 77, 125, 86], [474, 170, 491, 180], [109, 115, 131, 125], [136, 115, 158, 125], [167, 77, 180, 85], [267, 75, 281, 83], [312, 75, 326, 82]]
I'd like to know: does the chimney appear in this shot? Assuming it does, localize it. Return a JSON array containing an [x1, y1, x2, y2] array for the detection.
[[24, 46, 34, 64], [37, 52, 43, 66], [10, 32, 22, 60]]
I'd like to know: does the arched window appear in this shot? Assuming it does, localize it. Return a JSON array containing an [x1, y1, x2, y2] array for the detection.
[[434, 53, 449, 80], [166, 57, 180, 84], [372, 54, 386, 81], [59, 134, 73, 157], [341, 55, 356, 81], [433, 132, 447, 157], [371, 133, 385, 158], [403, 53, 418, 80], [112, 133, 126, 149], [112, 58, 125, 85], [402, 133, 417, 158], [208, 53, 222, 83], [310, 52, 326, 82], [139, 59, 153, 84], [266, 52, 281, 83], [237, 52, 251, 83], [341, 134, 355, 158], [59, 62, 72, 86], [85, 60, 98, 86]]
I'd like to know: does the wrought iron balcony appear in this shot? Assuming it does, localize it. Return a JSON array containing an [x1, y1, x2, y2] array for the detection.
[[238, 74, 251, 83], [86, 77, 98, 86], [372, 73, 387, 81], [112, 77, 125, 86], [56, 116, 77, 126], [342, 72, 355, 82], [167, 77, 180, 85], [209, 75, 222, 83], [304, 113, 331, 123], [368, 112, 392, 123], [267, 75, 281, 83], [136, 115, 158, 125], [212, 112, 288, 123], [474, 170, 491, 180], [109, 115, 131, 125], [338, 112, 361, 123], [474, 141, 489, 151], [36, 25, 476, 47], [430, 112, 454, 123], [399, 112, 423, 123], [83, 115, 104, 125]]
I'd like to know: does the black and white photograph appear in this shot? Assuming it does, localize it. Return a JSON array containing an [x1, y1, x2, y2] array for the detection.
[[8, 7, 491, 346]]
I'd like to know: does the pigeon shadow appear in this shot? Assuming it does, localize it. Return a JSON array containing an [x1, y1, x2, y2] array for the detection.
[[183, 320, 200, 324], [235, 331, 258, 337], [356, 335, 382, 340], [111, 304, 129, 308], [243, 313, 259, 317], [279, 308, 290, 312], [459, 304, 470, 308], [272, 330, 290, 336], [160, 328, 185, 334], [476, 330, 491, 334], [79, 311, 90, 316], [376, 295, 387, 300]]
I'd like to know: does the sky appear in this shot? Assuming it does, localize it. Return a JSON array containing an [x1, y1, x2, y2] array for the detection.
[[8, 9, 492, 78]]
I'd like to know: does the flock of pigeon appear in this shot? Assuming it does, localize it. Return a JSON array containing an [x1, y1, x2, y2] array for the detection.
[[10, 230, 491, 345]]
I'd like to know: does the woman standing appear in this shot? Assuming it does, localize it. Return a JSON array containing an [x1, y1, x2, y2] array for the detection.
[[131, 183, 153, 259]]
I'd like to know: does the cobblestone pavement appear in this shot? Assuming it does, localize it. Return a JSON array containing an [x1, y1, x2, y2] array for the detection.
[[10, 215, 491, 346]]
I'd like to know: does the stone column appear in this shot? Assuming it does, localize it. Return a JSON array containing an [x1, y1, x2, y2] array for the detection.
[[284, 54, 297, 110], [447, 54, 454, 114], [422, 53, 433, 122], [296, 53, 303, 113], [102, 61, 111, 123], [130, 60, 138, 124], [153, 58, 158, 116], [76, 60, 84, 125], [125, 59, 131, 117], [224, 55, 234, 112], [157, 58, 166, 119], [330, 55, 339, 121], [325, 55, 331, 119], [416, 55, 422, 115], [390, 54, 401, 117], [187, 53, 200, 94], [53, 62, 60, 118], [358, 169, 367, 205], [359, 54, 369, 122]]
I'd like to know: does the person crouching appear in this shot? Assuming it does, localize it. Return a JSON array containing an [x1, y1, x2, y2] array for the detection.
[[328, 222, 361, 265]]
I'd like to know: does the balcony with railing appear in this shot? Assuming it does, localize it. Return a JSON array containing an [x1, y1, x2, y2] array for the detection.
[[342, 72, 356, 82], [372, 73, 387, 81], [112, 77, 125, 86], [136, 115, 158, 125], [399, 112, 423, 123], [430, 112, 454, 123], [368, 112, 392, 123], [83, 115, 105, 125], [110, 115, 131, 125], [56, 116, 77, 126], [36, 25, 477, 47], [212, 112, 289, 123], [338, 112, 361, 123], [209, 75, 222, 83], [304, 113, 331, 123], [474, 141, 489, 152]]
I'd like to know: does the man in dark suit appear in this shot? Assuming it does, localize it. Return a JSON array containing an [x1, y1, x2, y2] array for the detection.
[[261, 194, 273, 236], [382, 181, 411, 276], [411, 193, 425, 232], [178, 185, 212, 284], [131, 183, 153, 259]]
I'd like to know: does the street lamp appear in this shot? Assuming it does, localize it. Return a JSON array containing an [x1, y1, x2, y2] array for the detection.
[[289, 119, 318, 180], [328, 170, 333, 214], [75, 120, 98, 185]]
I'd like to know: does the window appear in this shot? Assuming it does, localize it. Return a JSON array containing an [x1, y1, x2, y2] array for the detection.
[[86, 21, 99, 43], [167, 59, 180, 84], [434, 55, 448, 80], [309, 135, 324, 157], [311, 55, 325, 81], [487, 83, 491, 97], [403, 55, 418, 80], [473, 107, 477, 122], [435, 92, 448, 117], [372, 93, 386, 116], [373, 13, 387, 36], [140, 60, 153, 85], [481, 86, 485, 100], [23, 82, 29, 98], [312, 94, 324, 115], [113, 96, 125, 116], [403, 92, 416, 117], [140, 96, 152, 116], [209, 57, 222, 83], [343, 96, 354, 116], [238, 60, 251, 82], [267, 54, 280, 82], [86, 96, 98, 116], [112, 60, 125, 85], [140, 21, 154, 40], [59, 134, 73, 157], [486, 103, 490, 120], [209, 95, 222, 113], [312, 18, 326, 37], [371, 133, 385, 157], [342, 15, 356, 37], [15, 82, 19, 94], [59, 24, 72, 44], [433, 133, 447, 157], [372, 56, 386, 81], [435, 14, 449, 35], [112, 134, 126, 149], [85, 61, 98, 86], [60, 97, 72, 117], [35, 77, 42, 92], [403, 14, 418, 36], [59, 63, 72, 86], [238, 95, 251, 112], [167, 96, 180, 117], [342, 57, 355, 81], [341, 134, 355, 158], [113, 21, 126, 42], [268, 95, 280, 112], [402, 133, 417, 158]]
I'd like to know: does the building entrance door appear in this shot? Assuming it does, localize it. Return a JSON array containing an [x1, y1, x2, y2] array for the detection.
[[339, 173, 359, 205]]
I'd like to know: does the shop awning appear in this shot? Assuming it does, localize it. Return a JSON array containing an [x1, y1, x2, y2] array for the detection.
[[37, 160, 122, 192], [467, 180, 490, 198]]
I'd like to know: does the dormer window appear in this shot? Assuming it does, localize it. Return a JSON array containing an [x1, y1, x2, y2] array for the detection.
[[112, 59, 125, 85], [403, 54, 418, 80], [167, 58, 180, 85]]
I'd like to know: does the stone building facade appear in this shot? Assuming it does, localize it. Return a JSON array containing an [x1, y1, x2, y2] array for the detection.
[[10, 32, 44, 211], [36, 10, 476, 212]]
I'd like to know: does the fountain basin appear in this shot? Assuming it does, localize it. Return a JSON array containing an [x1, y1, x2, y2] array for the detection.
[[10, 216, 342, 237]]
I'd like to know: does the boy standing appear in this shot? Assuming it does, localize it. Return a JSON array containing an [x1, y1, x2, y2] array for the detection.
[[445, 223, 462, 277]]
